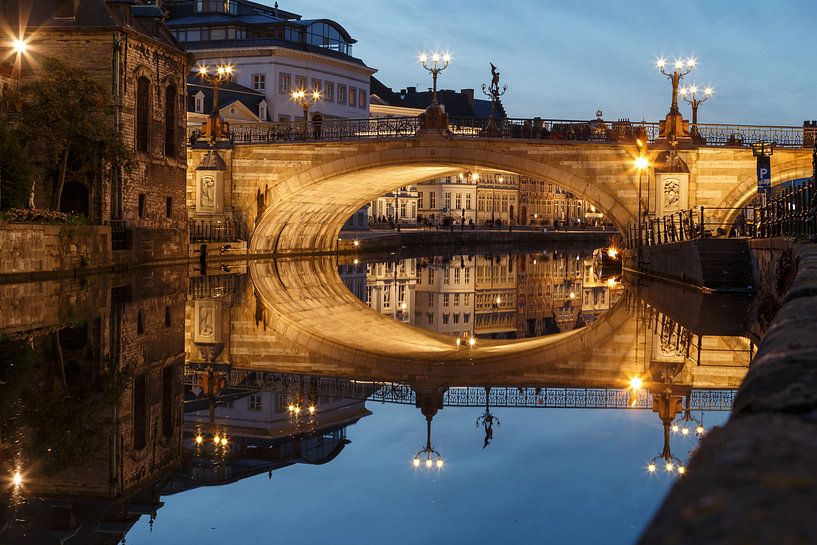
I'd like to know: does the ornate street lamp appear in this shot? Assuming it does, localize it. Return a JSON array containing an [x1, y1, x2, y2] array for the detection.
[[290, 88, 321, 135], [413, 415, 444, 469], [655, 57, 696, 139], [418, 51, 451, 105], [680, 85, 713, 135], [197, 64, 235, 144], [481, 63, 507, 136]]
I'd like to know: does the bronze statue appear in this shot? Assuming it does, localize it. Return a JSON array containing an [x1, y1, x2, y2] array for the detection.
[[481, 63, 508, 135]]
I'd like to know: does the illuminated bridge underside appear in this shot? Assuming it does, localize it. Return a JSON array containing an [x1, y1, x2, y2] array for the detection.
[[249, 257, 750, 388], [225, 136, 813, 254], [247, 138, 640, 253]]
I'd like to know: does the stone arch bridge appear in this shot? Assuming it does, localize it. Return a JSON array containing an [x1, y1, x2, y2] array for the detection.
[[186, 119, 813, 254]]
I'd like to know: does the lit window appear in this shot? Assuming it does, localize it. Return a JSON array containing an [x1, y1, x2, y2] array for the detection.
[[349, 86, 357, 107]]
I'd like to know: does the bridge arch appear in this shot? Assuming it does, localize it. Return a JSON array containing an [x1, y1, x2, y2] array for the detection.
[[716, 154, 812, 228], [249, 138, 637, 253]]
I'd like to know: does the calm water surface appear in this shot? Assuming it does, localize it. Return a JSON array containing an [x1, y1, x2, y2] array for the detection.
[[0, 247, 754, 544]]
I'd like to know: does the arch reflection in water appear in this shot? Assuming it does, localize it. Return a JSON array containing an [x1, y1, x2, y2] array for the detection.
[[0, 257, 760, 544]]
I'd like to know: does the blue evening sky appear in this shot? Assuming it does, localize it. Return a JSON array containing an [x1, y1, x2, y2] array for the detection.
[[301, 0, 814, 125], [128, 404, 727, 545]]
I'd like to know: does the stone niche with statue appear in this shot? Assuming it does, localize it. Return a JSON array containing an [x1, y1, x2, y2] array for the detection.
[[195, 149, 229, 215], [652, 150, 690, 218]]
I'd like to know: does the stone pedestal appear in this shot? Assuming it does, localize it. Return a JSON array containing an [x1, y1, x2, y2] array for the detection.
[[194, 300, 222, 343], [658, 111, 691, 140], [195, 149, 228, 215]]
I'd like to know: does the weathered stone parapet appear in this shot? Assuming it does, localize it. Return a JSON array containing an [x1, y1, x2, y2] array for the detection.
[[0, 223, 111, 276], [638, 243, 817, 545]]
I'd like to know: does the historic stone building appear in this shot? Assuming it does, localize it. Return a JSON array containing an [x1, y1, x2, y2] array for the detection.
[[1, 0, 189, 261]]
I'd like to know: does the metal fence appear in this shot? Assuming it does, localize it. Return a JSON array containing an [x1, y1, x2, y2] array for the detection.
[[626, 206, 756, 249], [195, 116, 816, 149], [189, 218, 246, 243], [107, 219, 129, 251], [757, 177, 817, 238]]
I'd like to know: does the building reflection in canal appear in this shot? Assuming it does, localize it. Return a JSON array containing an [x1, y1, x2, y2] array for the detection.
[[340, 248, 623, 340], [0, 250, 759, 544]]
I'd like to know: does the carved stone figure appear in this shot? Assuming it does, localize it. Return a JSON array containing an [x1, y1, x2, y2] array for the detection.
[[198, 305, 214, 337], [663, 178, 681, 210], [200, 175, 216, 208], [27, 177, 37, 209]]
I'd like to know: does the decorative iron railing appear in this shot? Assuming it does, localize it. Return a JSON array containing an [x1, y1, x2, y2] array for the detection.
[[189, 116, 816, 149], [626, 206, 757, 249], [189, 218, 246, 243], [182, 367, 736, 411], [757, 177, 817, 238]]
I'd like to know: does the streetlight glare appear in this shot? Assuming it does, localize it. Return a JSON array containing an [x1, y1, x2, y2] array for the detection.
[[12, 470, 23, 487], [442, 53, 451, 63], [629, 376, 643, 390], [673, 59, 684, 69], [656, 58, 666, 69], [431, 52, 440, 62], [689, 85, 698, 94], [418, 53, 427, 63], [647, 463, 657, 473], [436, 459, 444, 468], [413, 457, 420, 468], [425, 459, 432, 468], [198, 65, 208, 75], [634, 156, 650, 170], [704, 86, 714, 96], [686, 57, 696, 68], [12, 38, 28, 54]]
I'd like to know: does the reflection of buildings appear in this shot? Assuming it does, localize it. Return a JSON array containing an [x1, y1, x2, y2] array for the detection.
[[167, 371, 371, 492], [475, 255, 518, 338], [365, 258, 417, 323], [345, 251, 624, 340], [0, 270, 186, 544], [414, 256, 475, 337]]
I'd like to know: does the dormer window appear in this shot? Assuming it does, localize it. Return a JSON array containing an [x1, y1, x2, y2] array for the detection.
[[194, 91, 205, 114], [259, 100, 268, 121]]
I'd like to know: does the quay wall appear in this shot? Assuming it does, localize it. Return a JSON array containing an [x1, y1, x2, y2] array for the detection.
[[638, 242, 817, 544]]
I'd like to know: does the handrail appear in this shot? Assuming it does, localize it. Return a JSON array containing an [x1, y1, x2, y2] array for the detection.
[[185, 116, 816, 149]]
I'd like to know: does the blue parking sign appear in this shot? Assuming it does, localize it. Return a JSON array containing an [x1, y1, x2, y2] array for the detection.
[[757, 156, 771, 194]]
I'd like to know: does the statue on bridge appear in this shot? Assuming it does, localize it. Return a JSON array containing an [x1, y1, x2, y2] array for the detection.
[[481, 63, 508, 137]]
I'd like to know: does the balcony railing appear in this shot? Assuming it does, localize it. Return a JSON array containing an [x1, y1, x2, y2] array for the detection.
[[189, 218, 246, 243], [191, 116, 816, 149]]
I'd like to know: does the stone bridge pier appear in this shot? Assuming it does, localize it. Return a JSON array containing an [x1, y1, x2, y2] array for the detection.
[[185, 134, 812, 255]]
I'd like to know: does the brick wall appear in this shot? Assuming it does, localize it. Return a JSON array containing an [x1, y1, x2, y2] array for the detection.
[[0, 223, 111, 275]]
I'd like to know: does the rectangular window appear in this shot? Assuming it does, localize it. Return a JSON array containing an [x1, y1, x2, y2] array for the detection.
[[455, 193, 462, 209], [427, 313, 434, 324], [444, 192, 451, 209], [279, 73, 291, 94], [442, 314, 449, 325], [136, 77, 150, 153], [383, 288, 390, 307], [252, 73, 266, 91], [429, 269, 435, 283], [454, 268, 461, 284], [325, 82, 334, 102], [427, 293, 433, 306], [464, 313, 471, 323], [429, 193, 436, 209], [210, 27, 226, 40], [443, 294, 449, 307], [312, 78, 322, 93], [164, 85, 177, 157], [164, 305, 171, 327], [398, 285, 406, 304], [464, 269, 471, 284], [358, 88, 367, 109], [337, 84, 347, 105], [466, 194, 471, 209], [249, 394, 262, 411], [349, 86, 357, 107], [194, 94, 204, 113], [418, 192, 424, 209], [295, 76, 307, 91], [165, 196, 172, 219], [453, 313, 460, 324], [138, 194, 146, 218], [137, 309, 144, 334]]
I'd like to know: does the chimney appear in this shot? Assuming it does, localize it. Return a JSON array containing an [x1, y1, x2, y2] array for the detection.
[[406, 86, 417, 94], [460, 88, 474, 103]]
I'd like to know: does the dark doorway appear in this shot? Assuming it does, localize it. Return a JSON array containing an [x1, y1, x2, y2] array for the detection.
[[60, 181, 89, 216]]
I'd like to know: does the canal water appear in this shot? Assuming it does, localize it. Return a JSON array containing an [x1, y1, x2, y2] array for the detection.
[[0, 246, 756, 544]]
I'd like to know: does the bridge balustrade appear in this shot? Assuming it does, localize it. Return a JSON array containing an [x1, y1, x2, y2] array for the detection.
[[191, 116, 815, 149]]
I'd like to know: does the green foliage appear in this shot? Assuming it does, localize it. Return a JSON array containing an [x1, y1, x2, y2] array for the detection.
[[9, 57, 134, 210], [0, 122, 32, 210]]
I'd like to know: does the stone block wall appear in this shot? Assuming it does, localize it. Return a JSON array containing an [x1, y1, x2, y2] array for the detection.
[[0, 223, 111, 275]]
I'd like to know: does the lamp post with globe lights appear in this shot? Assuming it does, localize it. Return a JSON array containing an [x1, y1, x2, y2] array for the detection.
[[197, 64, 235, 144], [290, 88, 321, 136], [679, 85, 713, 137], [418, 51, 451, 130], [656, 57, 696, 140]]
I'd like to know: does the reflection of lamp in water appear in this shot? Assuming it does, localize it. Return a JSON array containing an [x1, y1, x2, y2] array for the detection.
[[671, 395, 705, 437], [11, 469, 23, 488], [413, 416, 444, 469], [645, 375, 689, 477], [475, 387, 500, 448], [412, 386, 446, 469]]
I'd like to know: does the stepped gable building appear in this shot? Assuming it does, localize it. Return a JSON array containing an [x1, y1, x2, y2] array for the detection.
[[0, 0, 190, 261], [164, 0, 375, 122]]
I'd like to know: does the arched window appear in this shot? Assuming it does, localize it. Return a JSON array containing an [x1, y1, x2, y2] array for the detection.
[[136, 77, 150, 153], [164, 85, 177, 157]]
